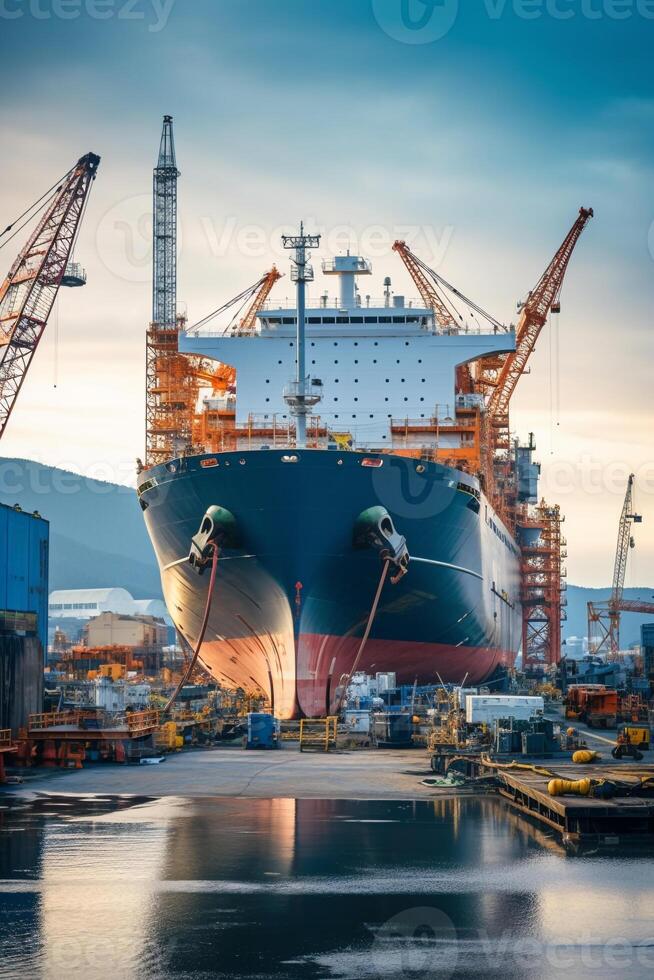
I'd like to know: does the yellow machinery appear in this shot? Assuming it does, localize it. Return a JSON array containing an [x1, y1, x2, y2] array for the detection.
[[618, 724, 650, 749]]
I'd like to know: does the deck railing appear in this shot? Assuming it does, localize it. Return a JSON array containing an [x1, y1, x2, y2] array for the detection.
[[29, 711, 81, 730]]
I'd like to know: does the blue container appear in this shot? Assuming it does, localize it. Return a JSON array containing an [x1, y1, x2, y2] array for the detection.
[[246, 712, 278, 749], [0, 503, 49, 651]]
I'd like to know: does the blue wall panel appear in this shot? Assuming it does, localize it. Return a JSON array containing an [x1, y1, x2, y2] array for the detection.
[[0, 503, 49, 650]]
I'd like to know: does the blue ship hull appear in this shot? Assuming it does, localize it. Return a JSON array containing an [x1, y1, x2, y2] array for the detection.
[[139, 449, 522, 718]]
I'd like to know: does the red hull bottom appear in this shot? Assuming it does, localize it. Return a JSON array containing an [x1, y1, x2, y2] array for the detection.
[[198, 631, 517, 719]]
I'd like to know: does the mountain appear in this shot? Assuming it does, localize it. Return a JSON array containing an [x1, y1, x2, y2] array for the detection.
[[0, 457, 162, 600], [564, 584, 654, 647]]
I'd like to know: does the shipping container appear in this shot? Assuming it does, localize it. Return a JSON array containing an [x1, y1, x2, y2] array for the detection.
[[465, 695, 544, 725]]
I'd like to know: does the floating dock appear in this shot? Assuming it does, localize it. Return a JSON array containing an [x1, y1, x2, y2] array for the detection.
[[469, 756, 654, 850]]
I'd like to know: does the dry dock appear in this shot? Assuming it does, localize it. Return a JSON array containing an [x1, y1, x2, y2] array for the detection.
[[7, 745, 436, 800]]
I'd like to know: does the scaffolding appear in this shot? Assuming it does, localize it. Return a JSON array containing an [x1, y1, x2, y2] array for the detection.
[[521, 502, 566, 668]]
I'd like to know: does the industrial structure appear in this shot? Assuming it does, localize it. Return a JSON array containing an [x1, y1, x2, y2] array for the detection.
[[394, 211, 593, 668], [138, 116, 593, 698], [0, 151, 98, 739], [0, 502, 49, 731], [588, 473, 654, 656], [144, 115, 281, 467], [0, 152, 99, 437]]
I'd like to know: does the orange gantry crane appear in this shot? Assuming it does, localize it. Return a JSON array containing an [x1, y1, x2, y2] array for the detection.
[[394, 209, 593, 669], [587, 473, 654, 657], [0, 152, 100, 438]]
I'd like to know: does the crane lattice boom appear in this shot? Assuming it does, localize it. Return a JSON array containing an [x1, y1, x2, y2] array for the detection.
[[237, 266, 281, 334], [611, 472, 639, 608], [392, 240, 458, 330], [587, 473, 645, 656], [0, 152, 100, 439], [486, 207, 593, 425]]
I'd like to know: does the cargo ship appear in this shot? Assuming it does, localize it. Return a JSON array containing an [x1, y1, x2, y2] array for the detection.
[[138, 230, 531, 719]]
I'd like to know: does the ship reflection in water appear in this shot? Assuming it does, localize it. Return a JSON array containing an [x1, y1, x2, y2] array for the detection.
[[1, 795, 654, 979]]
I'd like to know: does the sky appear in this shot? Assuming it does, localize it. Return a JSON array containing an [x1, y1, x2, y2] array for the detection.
[[0, 0, 652, 586]]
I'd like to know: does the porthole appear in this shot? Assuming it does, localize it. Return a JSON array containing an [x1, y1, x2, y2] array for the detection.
[[416, 464, 426, 473], [337, 459, 343, 465]]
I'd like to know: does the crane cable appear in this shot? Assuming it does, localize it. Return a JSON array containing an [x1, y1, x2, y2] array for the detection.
[[0, 164, 73, 250], [410, 250, 508, 333], [187, 275, 268, 334], [163, 542, 220, 714], [334, 558, 390, 715]]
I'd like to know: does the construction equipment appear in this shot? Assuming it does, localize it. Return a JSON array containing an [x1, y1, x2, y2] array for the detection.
[[565, 685, 618, 728], [394, 211, 592, 670], [143, 117, 286, 466], [485, 207, 594, 433], [612, 723, 650, 759], [588, 473, 654, 656], [611, 731, 645, 761], [0, 152, 100, 438]]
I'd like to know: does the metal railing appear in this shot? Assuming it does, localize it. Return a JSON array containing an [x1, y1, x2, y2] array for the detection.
[[299, 716, 339, 752], [29, 711, 81, 730], [127, 710, 160, 735]]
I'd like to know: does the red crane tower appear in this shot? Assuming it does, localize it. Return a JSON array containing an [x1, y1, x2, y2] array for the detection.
[[0, 152, 100, 438]]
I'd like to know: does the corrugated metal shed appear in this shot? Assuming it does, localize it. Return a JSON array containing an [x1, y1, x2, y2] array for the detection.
[[0, 502, 49, 650]]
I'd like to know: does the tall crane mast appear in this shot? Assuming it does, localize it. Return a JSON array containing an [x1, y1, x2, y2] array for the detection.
[[486, 207, 593, 428], [587, 474, 654, 656], [0, 152, 100, 438], [145, 115, 189, 467]]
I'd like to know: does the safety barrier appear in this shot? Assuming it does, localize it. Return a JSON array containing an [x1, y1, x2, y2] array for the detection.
[[299, 716, 338, 752], [29, 711, 81, 730], [127, 710, 160, 735]]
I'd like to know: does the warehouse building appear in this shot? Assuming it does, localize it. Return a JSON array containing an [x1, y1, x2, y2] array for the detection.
[[0, 502, 49, 732]]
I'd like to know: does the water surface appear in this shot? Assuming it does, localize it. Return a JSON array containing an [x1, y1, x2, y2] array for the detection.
[[1, 794, 653, 979]]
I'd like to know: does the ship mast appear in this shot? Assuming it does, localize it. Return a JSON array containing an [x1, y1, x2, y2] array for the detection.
[[282, 222, 321, 448]]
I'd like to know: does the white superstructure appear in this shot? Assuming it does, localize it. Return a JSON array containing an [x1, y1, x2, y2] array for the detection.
[[181, 254, 515, 450]]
